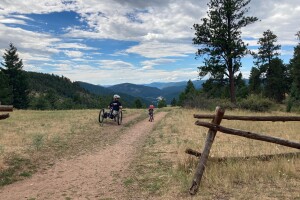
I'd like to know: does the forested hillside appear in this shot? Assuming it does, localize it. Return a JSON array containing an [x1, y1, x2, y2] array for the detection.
[[26, 72, 104, 109], [77, 81, 152, 107]]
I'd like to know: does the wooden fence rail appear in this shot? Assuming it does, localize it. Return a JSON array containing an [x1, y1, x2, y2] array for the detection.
[[195, 121, 300, 149], [189, 107, 300, 196], [0, 113, 9, 120], [0, 105, 13, 120], [194, 114, 300, 122], [0, 105, 13, 112]]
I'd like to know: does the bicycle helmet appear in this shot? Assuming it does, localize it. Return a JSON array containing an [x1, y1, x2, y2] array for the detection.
[[113, 94, 120, 99]]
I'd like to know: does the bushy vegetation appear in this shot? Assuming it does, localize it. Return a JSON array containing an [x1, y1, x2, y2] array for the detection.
[[237, 94, 274, 112]]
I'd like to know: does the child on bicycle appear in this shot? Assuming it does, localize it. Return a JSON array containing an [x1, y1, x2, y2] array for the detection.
[[148, 104, 154, 122], [108, 94, 122, 118]]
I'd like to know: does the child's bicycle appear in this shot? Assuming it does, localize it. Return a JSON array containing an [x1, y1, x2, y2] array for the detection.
[[149, 110, 154, 122], [98, 108, 122, 126]]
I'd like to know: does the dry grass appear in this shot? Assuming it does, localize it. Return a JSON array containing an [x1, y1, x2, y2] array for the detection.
[[125, 107, 300, 199], [1, 107, 299, 199], [0, 108, 144, 185]]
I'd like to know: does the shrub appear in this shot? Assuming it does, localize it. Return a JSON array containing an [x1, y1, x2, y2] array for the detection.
[[237, 94, 274, 112]]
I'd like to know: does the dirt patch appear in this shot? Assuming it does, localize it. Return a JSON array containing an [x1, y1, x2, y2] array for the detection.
[[0, 111, 167, 200]]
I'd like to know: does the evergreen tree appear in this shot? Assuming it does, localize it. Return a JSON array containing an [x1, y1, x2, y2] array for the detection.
[[178, 80, 197, 106], [290, 31, 300, 100], [185, 80, 196, 94], [0, 71, 12, 104], [252, 30, 286, 101], [1, 43, 29, 108], [157, 98, 167, 108], [287, 31, 300, 111], [248, 67, 262, 94], [235, 73, 248, 99], [253, 30, 281, 68], [170, 98, 177, 107], [193, 0, 258, 103], [264, 58, 287, 102], [134, 99, 142, 108]]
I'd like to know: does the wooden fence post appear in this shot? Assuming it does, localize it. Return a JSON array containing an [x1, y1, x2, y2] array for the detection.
[[189, 106, 225, 195]]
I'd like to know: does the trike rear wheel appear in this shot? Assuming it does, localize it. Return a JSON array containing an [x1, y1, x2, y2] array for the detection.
[[99, 109, 105, 124]]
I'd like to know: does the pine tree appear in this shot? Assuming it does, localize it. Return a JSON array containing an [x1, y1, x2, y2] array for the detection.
[[193, 0, 258, 103], [264, 58, 287, 102], [252, 30, 287, 102], [157, 98, 167, 108], [171, 98, 177, 107], [248, 67, 262, 94], [1, 43, 29, 108], [134, 99, 142, 108], [253, 30, 281, 68], [287, 31, 300, 111], [290, 31, 300, 99], [178, 80, 197, 106], [0, 71, 12, 104]]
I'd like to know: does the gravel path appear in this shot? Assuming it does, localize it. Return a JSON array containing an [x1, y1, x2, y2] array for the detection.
[[0, 112, 167, 200]]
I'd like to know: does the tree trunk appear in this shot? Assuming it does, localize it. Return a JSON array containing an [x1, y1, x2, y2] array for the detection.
[[229, 67, 236, 104]]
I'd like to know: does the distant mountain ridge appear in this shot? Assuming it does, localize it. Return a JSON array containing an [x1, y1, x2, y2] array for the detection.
[[77, 81, 153, 106], [144, 80, 204, 89], [108, 83, 162, 102], [80, 80, 205, 104]]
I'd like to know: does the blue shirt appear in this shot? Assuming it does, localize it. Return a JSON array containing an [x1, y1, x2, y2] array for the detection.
[[109, 100, 122, 111]]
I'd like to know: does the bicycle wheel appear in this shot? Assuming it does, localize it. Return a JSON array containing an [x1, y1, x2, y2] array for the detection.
[[117, 111, 122, 125], [99, 109, 105, 124]]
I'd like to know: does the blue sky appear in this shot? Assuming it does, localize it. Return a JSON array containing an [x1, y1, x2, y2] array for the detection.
[[0, 0, 299, 85]]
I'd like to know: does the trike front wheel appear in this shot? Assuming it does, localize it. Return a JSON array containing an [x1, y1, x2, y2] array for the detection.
[[117, 111, 122, 125]]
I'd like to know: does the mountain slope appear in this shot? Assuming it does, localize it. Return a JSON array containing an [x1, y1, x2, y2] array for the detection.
[[144, 80, 204, 89], [78, 82, 153, 107], [108, 83, 162, 102], [76, 81, 114, 96], [26, 71, 102, 109]]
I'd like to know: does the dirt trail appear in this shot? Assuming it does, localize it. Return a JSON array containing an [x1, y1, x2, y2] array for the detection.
[[0, 112, 167, 200]]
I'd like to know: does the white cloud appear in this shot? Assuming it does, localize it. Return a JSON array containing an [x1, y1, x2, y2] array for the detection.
[[126, 42, 196, 58], [141, 58, 178, 69], [54, 65, 199, 85], [64, 50, 83, 58], [98, 60, 135, 70], [0, 17, 27, 25], [55, 42, 97, 50], [1, 0, 300, 85]]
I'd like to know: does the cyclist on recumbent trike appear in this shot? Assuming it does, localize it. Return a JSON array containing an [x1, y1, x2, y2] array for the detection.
[[108, 94, 122, 119], [98, 94, 123, 125]]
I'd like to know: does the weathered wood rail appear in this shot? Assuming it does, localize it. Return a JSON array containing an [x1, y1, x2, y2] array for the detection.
[[189, 107, 300, 196], [0, 105, 13, 120], [194, 114, 300, 122], [0, 105, 13, 112], [189, 107, 224, 195], [195, 121, 300, 149], [0, 113, 10, 120]]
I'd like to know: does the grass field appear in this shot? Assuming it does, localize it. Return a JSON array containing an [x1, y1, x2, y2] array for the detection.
[[125, 107, 300, 199], [0, 108, 145, 186], [0, 107, 299, 199]]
